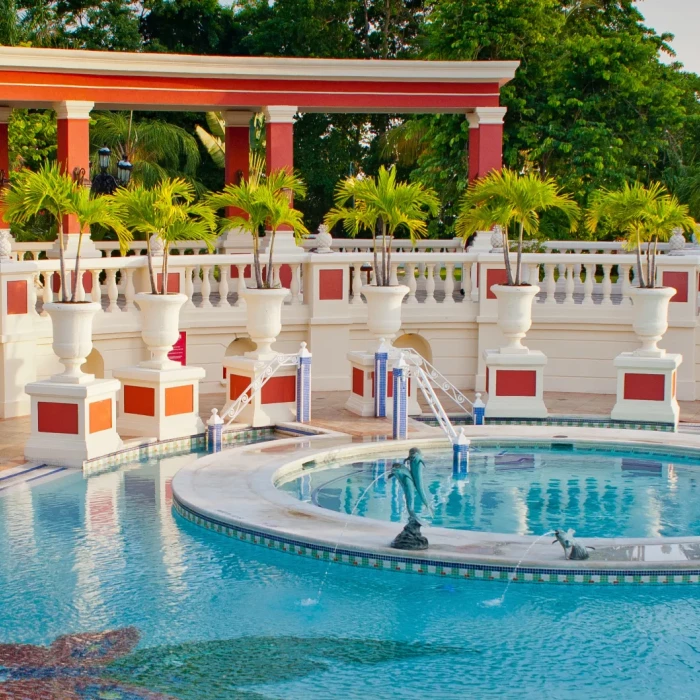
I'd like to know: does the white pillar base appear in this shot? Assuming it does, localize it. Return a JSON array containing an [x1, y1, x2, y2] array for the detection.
[[219, 227, 254, 252], [24, 378, 122, 468], [223, 355, 296, 427], [345, 350, 421, 418], [260, 230, 304, 254], [484, 349, 548, 419], [113, 365, 205, 440], [611, 352, 681, 427], [46, 235, 102, 259]]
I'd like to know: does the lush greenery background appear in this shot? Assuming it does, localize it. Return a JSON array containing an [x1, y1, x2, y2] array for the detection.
[[1, 0, 698, 239]]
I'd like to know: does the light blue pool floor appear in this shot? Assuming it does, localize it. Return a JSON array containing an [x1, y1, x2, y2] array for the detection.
[[1, 446, 700, 698]]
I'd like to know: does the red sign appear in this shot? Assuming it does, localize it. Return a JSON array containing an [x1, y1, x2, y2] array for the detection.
[[168, 331, 187, 365]]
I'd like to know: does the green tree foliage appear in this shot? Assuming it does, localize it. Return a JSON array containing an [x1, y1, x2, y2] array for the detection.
[[8, 110, 57, 169]]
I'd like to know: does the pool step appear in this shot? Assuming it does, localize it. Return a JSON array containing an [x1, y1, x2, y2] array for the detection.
[[0, 463, 71, 493]]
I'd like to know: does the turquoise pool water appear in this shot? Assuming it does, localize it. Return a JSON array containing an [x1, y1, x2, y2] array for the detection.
[[278, 444, 700, 538], [2, 442, 700, 698]]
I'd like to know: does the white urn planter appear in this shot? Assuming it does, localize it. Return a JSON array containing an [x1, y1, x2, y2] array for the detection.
[[242, 287, 290, 359], [45, 301, 102, 383], [362, 284, 409, 345], [135, 292, 187, 369], [629, 286, 676, 357], [492, 284, 540, 353]]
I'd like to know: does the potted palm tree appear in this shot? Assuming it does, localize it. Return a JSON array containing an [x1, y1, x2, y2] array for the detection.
[[587, 182, 696, 355], [208, 157, 307, 359], [324, 166, 439, 343], [111, 179, 218, 368], [2, 163, 126, 383], [456, 169, 579, 352]]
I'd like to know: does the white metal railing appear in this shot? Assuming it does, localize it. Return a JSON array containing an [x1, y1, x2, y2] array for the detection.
[[402, 348, 473, 417], [411, 364, 458, 443], [222, 351, 300, 426]]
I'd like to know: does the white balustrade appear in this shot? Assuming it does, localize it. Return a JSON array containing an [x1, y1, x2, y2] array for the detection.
[[218, 266, 230, 308]]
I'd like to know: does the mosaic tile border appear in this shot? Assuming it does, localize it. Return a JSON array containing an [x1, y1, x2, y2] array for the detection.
[[417, 415, 676, 432], [173, 496, 700, 586], [83, 427, 275, 476]]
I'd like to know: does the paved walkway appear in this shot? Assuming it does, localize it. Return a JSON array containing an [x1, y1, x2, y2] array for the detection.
[[3, 390, 700, 471]]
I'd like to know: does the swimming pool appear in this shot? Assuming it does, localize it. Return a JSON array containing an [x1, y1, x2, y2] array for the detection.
[[277, 443, 700, 538], [2, 440, 700, 698]]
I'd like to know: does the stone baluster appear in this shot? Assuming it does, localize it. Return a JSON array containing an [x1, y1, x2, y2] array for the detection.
[[351, 263, 363, 305], [528, 263, 540, 288], [443, 262, 455, 304], [200, 266, 212, 308], [289, 263, 302, 305], [91, 269, 101, 306], [74, 269, 85, 302], [601, 264, 613, 306], [183, 266, 195, 309], [619, 263, 632, 305], [582, 262, 594, 306], [564, 264, 575, 304], [389, 263, 399, 287], [28, 272, 39, 318], [234, 265, 247, 307], [105, 269, 119, 313], [218, 265, 230, 308], [404, 262, 418, 305], [461, 262, 472, 300], [544, 263, 557, 304], [123, 268, 135, 311], [424, 263, 437, 304], [41, 272, 53, 316]]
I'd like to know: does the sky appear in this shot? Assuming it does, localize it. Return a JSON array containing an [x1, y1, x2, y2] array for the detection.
[[635, 0, 700, 73]]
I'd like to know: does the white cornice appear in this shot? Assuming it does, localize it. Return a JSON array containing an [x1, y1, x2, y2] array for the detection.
[[473, 106, 507, 125], [0, 47, 519, 86], [263, 106, 297, 123], [223, 111, 256, 127], [53, 100, 94, 120]]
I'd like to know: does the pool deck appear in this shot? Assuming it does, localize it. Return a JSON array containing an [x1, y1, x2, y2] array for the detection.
[[3, 389, 700, 472]]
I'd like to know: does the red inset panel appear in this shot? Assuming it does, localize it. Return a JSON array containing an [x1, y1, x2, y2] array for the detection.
[[496, 369, 537, 397], [156, 272, 180, 294], [262, 375, 296, 404], [319, 269, 344, 301], [230, 264, 252, 279], [165, 385, 193, 416], [89, 398, 112, 434], [168, 331, 186, 366], [387, 370, 393, 398], [624, 373, 665, 401], [6, 280, 27, 315], [229, 374, 251, 401], [352, 367, 364, 396], [51, 271, 92, 295], [261, 264, 292, 289], [486, 268, 508, 300], [38, 401, 79, 434], [123, 385, 155, 416], [663, 271, 688, 303]]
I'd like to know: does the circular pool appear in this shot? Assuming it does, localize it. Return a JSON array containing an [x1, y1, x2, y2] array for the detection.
[[277, 442, 700, 538]]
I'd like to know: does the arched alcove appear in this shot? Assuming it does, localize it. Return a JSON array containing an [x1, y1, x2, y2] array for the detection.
[[221, 337, 257, 384], [81, 348, 105, 379], [394, 333, 433, 364]]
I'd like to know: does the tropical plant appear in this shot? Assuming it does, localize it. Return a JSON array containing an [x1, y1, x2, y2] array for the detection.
[[455, 168, 580, 286], [90, 111, 201, 190], [195, 112, 266, 169], [208, 155, 307, 289], [111, 179, 218, 295], [1, 162, 127, 302], [586, 182, 696, 289], [324, 166, 439, 287]]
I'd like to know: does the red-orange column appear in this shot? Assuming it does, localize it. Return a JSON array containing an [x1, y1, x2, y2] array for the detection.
[[468, 107, 507, 181], [54, 101, 93, 235], [264, 106, 297, 236], [0, 107, 10, 229], [223, 111, 252, 218]]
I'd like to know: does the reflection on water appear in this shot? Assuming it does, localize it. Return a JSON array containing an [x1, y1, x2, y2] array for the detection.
[[279, 447, 700, 538]]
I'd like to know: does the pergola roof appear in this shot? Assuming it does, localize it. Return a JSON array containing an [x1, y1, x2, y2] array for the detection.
[[0, 47, 518, 114]]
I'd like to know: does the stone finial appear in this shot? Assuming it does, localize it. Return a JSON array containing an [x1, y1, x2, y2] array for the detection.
[[315, 223, 333, 254], [0, 230, 14, 260], [473, 392, 485, 408], [668, 227, 686, 255], [207, 407, 224, 426], [456, 427, 470, 446], [490, 225, 504, 251], [298, 340, 312, 358], [149, 233, 164, 257]]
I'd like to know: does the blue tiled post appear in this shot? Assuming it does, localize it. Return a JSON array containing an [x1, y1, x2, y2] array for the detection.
[[374, 338, 389, 418], [296, 341, 312, 423], [473, 392, 486, 426], [392, 356, 408, 440], [452, 427, 470, 476], [206, 408, 224, 453]]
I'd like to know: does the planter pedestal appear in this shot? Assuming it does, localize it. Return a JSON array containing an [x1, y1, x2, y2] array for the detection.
[[611, 353, 681, 428], [223, 356, 296, 427], [24, 378, 122, 468], [484, 349, 548, 419], [345, 349, 421, 418], [112, 365, 205, 440]]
